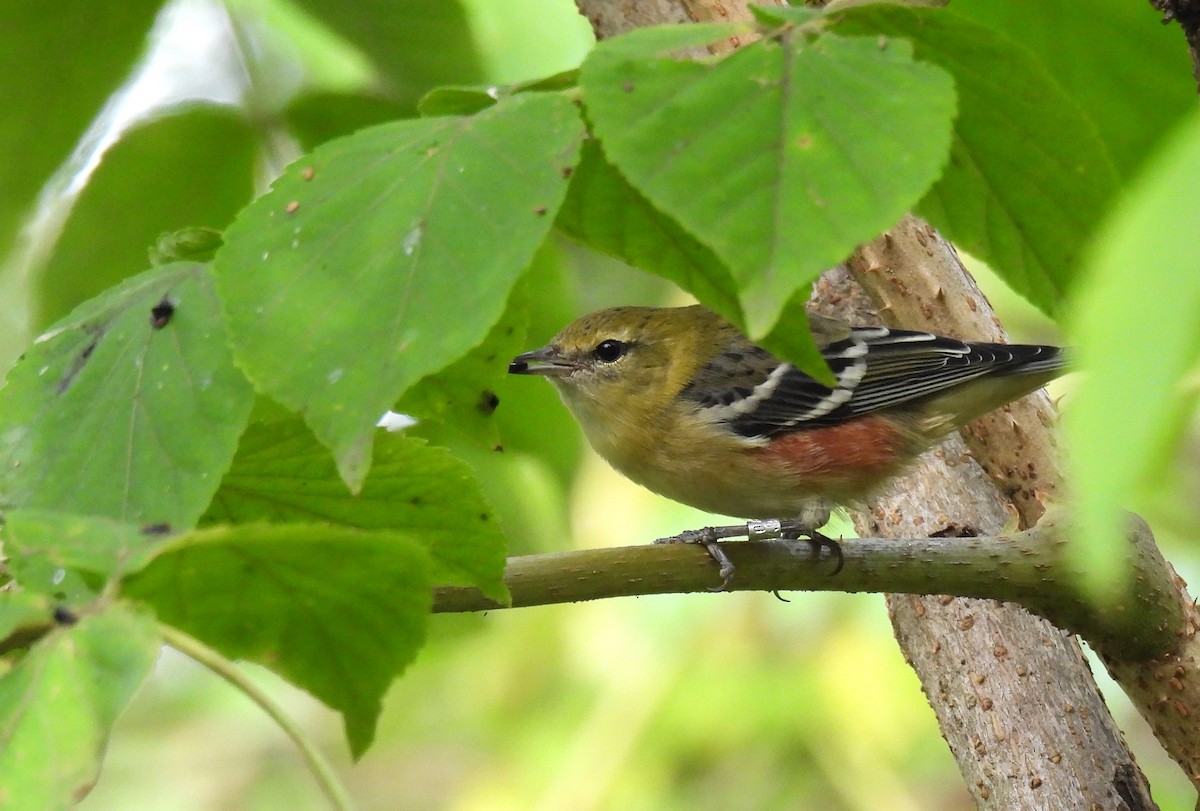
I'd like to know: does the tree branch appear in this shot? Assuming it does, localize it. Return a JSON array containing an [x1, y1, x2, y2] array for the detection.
[[435, 516, 1180, 661]]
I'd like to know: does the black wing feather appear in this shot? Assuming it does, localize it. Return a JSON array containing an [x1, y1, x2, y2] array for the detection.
[[681, 326, 1063, 439]]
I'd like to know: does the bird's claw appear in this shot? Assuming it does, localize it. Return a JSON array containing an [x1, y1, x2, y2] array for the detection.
[[655, 528, 735, 590], [779, 524, 845, 576], [656, 520, 844, 590]]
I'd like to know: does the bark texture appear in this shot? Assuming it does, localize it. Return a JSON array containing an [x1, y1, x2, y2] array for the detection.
[[814, 260, 1154, 810], [843, 217, 1200, 796]]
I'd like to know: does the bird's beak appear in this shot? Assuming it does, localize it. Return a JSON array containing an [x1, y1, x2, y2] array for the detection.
[[509, 346, 578, 377]]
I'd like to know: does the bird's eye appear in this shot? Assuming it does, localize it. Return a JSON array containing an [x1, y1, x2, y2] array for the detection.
[[593, 339, 626, 363]]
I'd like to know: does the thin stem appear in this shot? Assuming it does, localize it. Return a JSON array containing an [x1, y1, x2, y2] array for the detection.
[[159, 624, 357, 811]]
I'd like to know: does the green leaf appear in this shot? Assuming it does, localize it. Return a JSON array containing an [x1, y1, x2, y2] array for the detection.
[[395, 275, 531, 449], [1065, 112, 1200, 597], [3, 511, 163, 599], [579, 20, 749, 60], [215, 92, 584, 490], [285, 91, 411, 151], [555, 138, 834, 381], [952, 0, 1195, 181], [203, 420, 508, 600], [0, 606, 159, 810], [0, 592, 54, 656], [149, 227, 224, 266], [34, 109, 256, 328], [749, 4, 825, 27], [834, 7, 1119, 314], [760, 289, 832, 383], [122, 524, 432, 758], [556, 139, 742, 324], [417, 71, 582, 118], [286, 0, 485, 109], [417, 86, 502, 117], [0, 263, 255, 527], [581, 25, 955, 336], [0, 2, 161, 266], [477, 242, 584, 483]]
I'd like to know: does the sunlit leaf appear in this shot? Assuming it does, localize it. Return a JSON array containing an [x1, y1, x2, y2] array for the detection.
[[1065, 112, 1200, 596]]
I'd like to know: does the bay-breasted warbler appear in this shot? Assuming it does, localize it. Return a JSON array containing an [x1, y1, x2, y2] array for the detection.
[[509, 305, 1065, 588]]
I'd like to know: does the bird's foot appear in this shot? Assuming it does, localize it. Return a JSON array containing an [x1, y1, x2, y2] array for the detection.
[[777, 522, 845, 576], [655, 519, 844, 591], [655, 526, 738, 591]]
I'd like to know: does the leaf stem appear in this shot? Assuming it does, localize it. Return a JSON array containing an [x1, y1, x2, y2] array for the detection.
[[159, 623, 357, 811]]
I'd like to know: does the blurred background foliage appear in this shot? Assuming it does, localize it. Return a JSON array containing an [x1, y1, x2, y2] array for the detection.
[[1, 0, 1198, 808]]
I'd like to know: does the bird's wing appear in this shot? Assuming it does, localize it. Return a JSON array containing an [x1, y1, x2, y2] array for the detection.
[[681, 325, 1063, 439]]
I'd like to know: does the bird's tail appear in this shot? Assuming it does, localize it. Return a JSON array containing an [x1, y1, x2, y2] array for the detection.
[[913, 341, 1067, 435]]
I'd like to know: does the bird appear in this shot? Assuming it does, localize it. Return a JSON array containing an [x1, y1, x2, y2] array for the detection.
[[508, 305, 1066, 590]]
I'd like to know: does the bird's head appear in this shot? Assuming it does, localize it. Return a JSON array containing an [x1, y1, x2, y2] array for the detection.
[[509, 305, 730, 414]]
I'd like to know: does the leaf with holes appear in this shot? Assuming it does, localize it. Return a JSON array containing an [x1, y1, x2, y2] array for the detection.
[[0, 606, 159, 809], [3, 511, 166, 601], [215, 92, 584, 491], [0, 263, 254, 527]]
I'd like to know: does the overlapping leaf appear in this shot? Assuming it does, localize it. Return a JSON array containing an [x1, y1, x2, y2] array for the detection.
[[204, 419, 508, 600], [215, 92, 584, 490], [34, 110, 255, 327], [395, 276, 531, 449], [122, 524, 431, 758], [581, 23, 955, 336], [834, 7, 1119, 313], [0, 592, 55, 654], [556, 139, 741, 323], [0, 2, 161, 268], [3, 511, 165, 601], [953, 0, 1194, 181]]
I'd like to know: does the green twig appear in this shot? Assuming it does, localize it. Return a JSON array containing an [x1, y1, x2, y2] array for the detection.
[[159, 624, 357, 811]]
